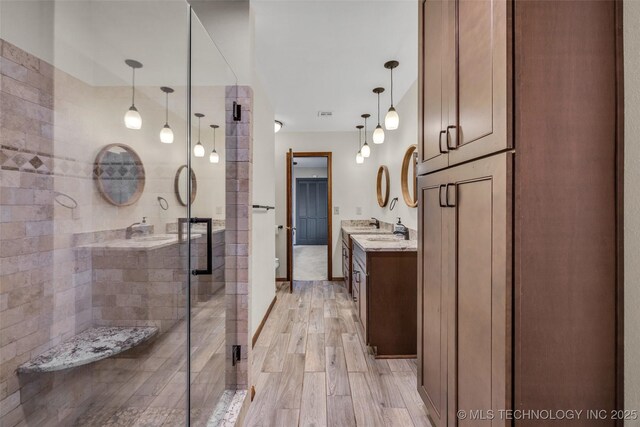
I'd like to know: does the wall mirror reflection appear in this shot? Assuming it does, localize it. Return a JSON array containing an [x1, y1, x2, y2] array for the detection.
[[94, 143, 145, 206]]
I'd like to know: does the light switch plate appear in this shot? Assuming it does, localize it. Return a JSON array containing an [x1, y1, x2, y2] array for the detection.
[[356, 207, 362, 215], [216, 206, 223, 214], [334, 206, 340, 215]]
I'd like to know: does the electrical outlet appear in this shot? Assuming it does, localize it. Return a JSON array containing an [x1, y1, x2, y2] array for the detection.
[[334, 206, 340, 215], [356, 207, 362, 215]]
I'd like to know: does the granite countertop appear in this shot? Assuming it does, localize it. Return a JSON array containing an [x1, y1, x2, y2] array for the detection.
[[341, 225, 393, 235], [82, 233, 202, 251], [351, 234, 418, 252], [18, 326, 158, 373]]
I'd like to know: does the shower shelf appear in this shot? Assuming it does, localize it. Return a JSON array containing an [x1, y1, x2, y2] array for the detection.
[[18, 326, 158, 374]]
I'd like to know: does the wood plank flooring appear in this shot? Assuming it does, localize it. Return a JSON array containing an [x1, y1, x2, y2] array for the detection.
[[244, 281, 432, 427]]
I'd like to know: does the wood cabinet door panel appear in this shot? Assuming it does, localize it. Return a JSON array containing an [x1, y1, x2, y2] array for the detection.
[[419, 0, 450, 174], [449, 0, 510, 166], [417, 171, 449, 427], [448, 152, 512, 426]]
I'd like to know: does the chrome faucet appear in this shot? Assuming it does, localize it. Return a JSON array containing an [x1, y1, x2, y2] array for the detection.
[[370, 217, 380, 229], [125, 222, 143, 239]]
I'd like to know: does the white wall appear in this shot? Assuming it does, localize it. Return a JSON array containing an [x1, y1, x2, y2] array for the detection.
[[367, 80, 418, 230], [276, 132, 372, 278], [249, 75, 276, 336], [274, 80, 419, 279], [625, 1, 640, 420]]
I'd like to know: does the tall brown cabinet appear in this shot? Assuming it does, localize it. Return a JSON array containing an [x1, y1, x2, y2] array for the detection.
[[417, 0, 623, 426]]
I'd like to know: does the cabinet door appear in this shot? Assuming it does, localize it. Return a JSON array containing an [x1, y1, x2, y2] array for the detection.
[[417, 170, 449, 427], [448, 0, 510, 166], [418, 0, 451, 175], [447, 152, 512, 426]]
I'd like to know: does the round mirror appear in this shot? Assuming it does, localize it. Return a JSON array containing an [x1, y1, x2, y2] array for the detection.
[[401, 144, 418, 208], [94, 144, 145, 206], [377, 165, 390, 207], [175, 165, 197, 206]]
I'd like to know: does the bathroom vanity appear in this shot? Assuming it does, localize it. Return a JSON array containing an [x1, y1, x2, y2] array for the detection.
[[341, 222, 392, 295], [350, 234, 417, 358]]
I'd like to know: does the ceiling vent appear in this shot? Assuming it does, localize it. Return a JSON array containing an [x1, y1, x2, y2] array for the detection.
[[317, 111, 333, 117]]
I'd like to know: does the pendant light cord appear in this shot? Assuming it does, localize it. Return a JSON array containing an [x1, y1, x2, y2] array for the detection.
[[131, 67, 136, 106], [364, 117, 368, 143], [357, 127, 361, 150], [377, 92, 381, 126], [197, 116, 201, 142], [390, 67, 394, 107], [165, 92, 169, 124], [213, 128, 216, 151]]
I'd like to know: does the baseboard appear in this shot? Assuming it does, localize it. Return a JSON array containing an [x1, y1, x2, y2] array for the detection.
[[252, 295, 278, 348]]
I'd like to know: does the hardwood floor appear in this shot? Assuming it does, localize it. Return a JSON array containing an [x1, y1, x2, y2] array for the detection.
[[245, 281, 432, 427]]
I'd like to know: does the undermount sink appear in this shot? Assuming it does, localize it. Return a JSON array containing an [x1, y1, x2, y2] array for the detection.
[[133, 236, 174, 242], [365, 236, 401, 242]]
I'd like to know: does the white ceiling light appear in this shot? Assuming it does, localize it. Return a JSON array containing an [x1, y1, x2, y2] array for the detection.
[[361, 114, 371, 158], [124, 59, 142, 130], [209, 124, 220, 164], [274, 120, 283, 133], [160, 86, 174, 143], [384, 60, 400, 130], [193, 113, 205, 157], [356, 125, 364, 164], [372, 87, 385, 144]]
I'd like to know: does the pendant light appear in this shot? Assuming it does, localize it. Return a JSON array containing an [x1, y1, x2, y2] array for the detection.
[[372, 87, 385, 144], [361, 114, 371, 158], [124, 59, 143, 129], [159, 87, 174, 143], [193, 113, 205, 157], [209, 124, 220, 164], [384, 60, 400, 130], [274, 120, 283, 133], [356, 125, 364, 164]]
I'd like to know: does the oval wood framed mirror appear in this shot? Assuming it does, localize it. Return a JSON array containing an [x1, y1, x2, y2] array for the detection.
[[175, 165, 197, 206], [377, 165, 390, 207], [94, 144, 145, 206], [401, 144, 418, 208]]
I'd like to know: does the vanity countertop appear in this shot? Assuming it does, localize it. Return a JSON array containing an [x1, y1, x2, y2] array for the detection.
[[82, 233, 202, 251], [341, 225, 393, 235], [351, 234, 417, 252]]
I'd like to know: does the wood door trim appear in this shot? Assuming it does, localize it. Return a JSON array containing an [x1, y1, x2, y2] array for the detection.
[[285, 151, 333, 282]]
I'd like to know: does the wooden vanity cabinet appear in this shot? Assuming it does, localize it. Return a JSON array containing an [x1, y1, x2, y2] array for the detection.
[[352, 243, 417, 358], [342, 234, 351, 293], [418, 0, 510, 176]]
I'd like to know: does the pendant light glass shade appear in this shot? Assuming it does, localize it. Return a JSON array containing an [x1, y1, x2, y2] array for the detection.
[[209, 124, 220, 163], [193, 113, 205, 157], [160, 87, 174, 143], [355, 125, 364, 165], [125, 106, 142, 130], [373, 125, 385, 144], [124, 59, 143, 129], [274, 120, 283, 133], [372, 87, 386, 143], [385, 107, 399, 130], [384, 61, 400, 130], [160, 124, 174, 144], [361, 114, 371, 158]]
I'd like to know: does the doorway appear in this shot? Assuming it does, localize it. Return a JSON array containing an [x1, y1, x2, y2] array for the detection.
[[286, 152, 332, 285]]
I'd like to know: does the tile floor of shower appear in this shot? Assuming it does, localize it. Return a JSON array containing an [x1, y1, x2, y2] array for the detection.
[[67, 291, 226, 427]]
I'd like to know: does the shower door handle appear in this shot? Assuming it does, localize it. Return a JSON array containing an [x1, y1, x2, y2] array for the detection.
[[181, 217, 212, 276]]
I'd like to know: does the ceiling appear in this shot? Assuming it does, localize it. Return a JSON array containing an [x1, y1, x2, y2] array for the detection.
[[252, 0, 418, 133]]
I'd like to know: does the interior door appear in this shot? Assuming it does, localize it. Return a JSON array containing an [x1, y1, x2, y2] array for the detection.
[[447, 152, 512, 426], [296, 178, 328, 245], [417, 171, 449, 427], [418, 0, 450, 175], [286, 149, 294, 292], [448, 0, 509, 166]]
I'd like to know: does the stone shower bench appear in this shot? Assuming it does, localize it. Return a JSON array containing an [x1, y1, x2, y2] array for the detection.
[[17, 326, 158, 374]]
